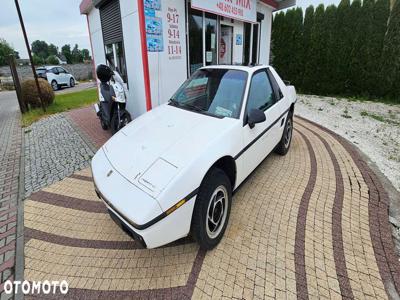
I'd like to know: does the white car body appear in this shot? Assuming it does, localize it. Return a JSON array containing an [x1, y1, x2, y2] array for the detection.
[[37, 66, 76, 90], [92, 65, 297, 248]]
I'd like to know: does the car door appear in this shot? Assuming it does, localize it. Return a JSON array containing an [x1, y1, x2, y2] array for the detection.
[[237, 69, 282, 180], [57, 67, 68, 84]]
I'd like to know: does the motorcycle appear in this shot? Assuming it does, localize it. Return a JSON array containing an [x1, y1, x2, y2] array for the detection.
[[94, 64, 132, 134]]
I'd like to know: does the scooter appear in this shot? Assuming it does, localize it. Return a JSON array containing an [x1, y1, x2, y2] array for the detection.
[[94, 64, 132, 134]]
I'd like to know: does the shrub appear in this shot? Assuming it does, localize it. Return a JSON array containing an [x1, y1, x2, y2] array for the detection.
[[21, 78, 54, 108], [46, 55, 59, 65]]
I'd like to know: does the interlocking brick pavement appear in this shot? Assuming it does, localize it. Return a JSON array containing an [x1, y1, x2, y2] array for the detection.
[[66, 106, 112, 149], [0, 91, 22, 299], [21, 114, 400, 299]]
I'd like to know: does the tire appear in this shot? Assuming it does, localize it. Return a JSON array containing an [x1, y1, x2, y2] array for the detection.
[[51, 80, 59, 91], [100, 118, 108, 130], [111, 111, 131, 134], [275, 111, 293, 156], [191, 168, 232, 250], [70, 78, 75, 87]]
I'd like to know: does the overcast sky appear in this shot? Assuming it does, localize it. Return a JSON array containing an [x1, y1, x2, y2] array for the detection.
[[0, 0, 340, 59], [0, 0, 90, 59]]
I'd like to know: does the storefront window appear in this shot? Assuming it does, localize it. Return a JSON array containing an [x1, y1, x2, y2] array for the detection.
[[105, 42, 128, 83], [189, 7, 203, 75], [205, 14, 217, 66]]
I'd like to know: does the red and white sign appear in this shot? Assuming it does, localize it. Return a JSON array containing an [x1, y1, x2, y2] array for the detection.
[[192, 0, 257, 23]]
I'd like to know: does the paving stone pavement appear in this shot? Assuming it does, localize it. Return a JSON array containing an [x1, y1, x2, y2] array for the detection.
[[0, 91, 22, 299], [22, 115, 400, 299], [24, 114, 95, 197]]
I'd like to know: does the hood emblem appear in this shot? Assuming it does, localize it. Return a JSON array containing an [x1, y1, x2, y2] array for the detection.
[[107, 170, 113, 177]]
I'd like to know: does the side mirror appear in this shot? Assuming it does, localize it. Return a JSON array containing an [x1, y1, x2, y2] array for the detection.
[[247, 108, 266, 129]]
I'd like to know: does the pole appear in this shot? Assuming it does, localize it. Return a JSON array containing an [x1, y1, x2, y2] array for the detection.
[[14, 0, 46, 112], [8, 55, 27, 113]]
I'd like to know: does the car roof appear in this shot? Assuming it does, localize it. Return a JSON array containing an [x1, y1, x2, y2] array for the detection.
[[200, 64, 270, 74]]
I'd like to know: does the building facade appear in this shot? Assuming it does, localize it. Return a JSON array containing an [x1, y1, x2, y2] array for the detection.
[[80, 0, 295, 117]]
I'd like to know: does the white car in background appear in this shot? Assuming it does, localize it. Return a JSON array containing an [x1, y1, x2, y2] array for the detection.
[[36, 66, 76, 91], [92, 65, 297, 249]]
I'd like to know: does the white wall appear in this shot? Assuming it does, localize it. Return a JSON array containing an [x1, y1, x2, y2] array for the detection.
[[257, 2, 273, 65], [147, 0, 188, 107], [88, 9, 106, 67], [232, 20, 244, 64], [120, 0, 148, 117]]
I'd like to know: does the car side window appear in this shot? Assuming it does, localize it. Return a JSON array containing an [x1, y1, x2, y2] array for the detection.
[[267, 69, 283, 101], [57, 67, 66, 74], [51, 68, 58, 74], [247, 71, 275, 112]]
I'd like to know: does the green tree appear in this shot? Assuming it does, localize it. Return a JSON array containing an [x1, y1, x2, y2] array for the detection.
[[61, 44, 72, 64], [347, 0, 364, 95], [0, 38, 15, 66], [381, 0, 400, 100], [300, 6, 315, 93], [71, 44, 83, 63], [321, 5, 338, 95], [333, 0, 352, 94], [81, 48, 91, 61], [31, 40, 49, 60], [271, 11, 286, 70], [32, 54, 44, 66], [48, 44, 58, 56], [46, 55, 59, 65], [304, 4, 326, 95]]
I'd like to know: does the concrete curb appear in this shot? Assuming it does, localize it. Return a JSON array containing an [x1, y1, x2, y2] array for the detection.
[[15, 126, 25, 300]]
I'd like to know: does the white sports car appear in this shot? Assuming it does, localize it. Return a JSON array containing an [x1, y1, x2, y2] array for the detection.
[[92, 65, 297, 249]]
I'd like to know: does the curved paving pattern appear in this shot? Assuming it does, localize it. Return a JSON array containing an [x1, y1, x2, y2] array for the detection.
[[23, 117, 400, 299]]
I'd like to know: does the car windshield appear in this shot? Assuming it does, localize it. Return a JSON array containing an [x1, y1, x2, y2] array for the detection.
[[170, 69, 248, 119]]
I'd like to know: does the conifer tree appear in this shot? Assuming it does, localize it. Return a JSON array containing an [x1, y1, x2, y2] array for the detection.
[[371, 0, 390, 97], [334, 0, 352, 94], [381, 0, 400, 100], [301, 6, 315, 93]]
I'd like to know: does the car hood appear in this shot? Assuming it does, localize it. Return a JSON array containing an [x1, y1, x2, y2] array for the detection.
[[103, 104, 236, 199]]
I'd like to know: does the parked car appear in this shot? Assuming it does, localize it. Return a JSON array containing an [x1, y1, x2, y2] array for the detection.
[[36, 66, 76, 91], [92, 65, 297, 250]]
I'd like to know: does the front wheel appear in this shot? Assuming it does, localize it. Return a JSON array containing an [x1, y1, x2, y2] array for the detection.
[[191, 168, 232, 250], [275, 112, 293, 156], [70, 78, 75, 87], [111, 110, 132, 134]]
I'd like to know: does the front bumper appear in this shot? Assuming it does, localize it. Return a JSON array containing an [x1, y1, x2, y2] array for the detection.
[[91, 149, 196, 248]]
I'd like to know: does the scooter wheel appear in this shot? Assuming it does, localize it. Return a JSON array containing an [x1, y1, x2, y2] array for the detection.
[[100, 119, 109, 130]]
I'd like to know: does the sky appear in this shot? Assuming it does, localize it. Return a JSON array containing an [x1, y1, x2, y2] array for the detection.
[[0, 0, 341, 59], [0, 0, 90, 59]]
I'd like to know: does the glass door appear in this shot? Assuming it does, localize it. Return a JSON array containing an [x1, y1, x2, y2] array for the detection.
[[188, 7, 203, 75], [205, 14, 218, 65], [251, 22, 261, 65], [219, 25, 233, 65]]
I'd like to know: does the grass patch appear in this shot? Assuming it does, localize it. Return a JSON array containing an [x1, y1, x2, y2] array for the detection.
[[22, 88, 97, 127], [360, 110, 400, 125]]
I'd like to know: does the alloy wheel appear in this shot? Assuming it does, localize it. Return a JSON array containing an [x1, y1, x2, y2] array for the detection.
[[206, 185, 228, 239]]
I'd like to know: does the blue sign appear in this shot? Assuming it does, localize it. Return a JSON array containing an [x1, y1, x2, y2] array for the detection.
[[236, 34, 243, 46], [144, 0, 161, 11]]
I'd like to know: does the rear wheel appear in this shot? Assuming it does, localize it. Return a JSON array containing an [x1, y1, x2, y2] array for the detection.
[[191, 168, 232, 250], [51, 80, 59, 91], [275, 112, 293, 156]]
